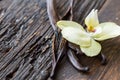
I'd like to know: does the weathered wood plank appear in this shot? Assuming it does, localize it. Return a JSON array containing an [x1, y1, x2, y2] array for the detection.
[[1, 0, 120, 80], [0, 0, 67, 79]]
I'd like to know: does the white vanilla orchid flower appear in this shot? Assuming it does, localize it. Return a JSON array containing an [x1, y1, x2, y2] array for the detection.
[[57, 9, 120, 57]]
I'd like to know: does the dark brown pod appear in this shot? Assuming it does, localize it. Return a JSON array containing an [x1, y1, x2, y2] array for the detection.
[[50, 38, 67, 78], [46, 0, 59, 31], [68, 43, 84, 55], [62, 0, 73, 20], [98, 53, 107, 65], [67, 49, 89, 72]]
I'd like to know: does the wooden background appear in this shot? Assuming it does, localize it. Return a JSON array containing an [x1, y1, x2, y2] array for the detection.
[[0, 0, 120, 80]]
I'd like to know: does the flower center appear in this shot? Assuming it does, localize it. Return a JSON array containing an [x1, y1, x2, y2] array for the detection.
[[87, 26, 96, 32]]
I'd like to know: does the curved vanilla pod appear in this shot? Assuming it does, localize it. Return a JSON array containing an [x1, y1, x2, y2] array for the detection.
[[98, 53, 107, 65], [67, 49, 89, 72], [47, 0, 59, 34], [47, 0, 59, 78]]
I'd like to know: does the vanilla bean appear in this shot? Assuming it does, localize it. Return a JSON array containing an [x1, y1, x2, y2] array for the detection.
[[68, 43, 83, 55], [47, 0, 59, 32], [57, 38, 67, 62], [98, 53, 107, 65], [47, 0, 60, 78], [47, 0, 68, 78], [47, 0, 59, 49], [51, 35, 57, 64], [50, 38, 67, 78], [67, 49, 89, 72], [47, 0, 60, 46], [62, 0, 73, 20]]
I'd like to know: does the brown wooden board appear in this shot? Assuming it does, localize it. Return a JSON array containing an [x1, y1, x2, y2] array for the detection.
[[0, 0, 120, 80]]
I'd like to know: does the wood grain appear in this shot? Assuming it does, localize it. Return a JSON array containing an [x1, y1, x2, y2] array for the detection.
[[0, 0, 120, 80]]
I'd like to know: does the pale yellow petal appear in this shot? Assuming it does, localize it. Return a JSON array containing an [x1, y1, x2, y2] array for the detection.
[[93, 22, 120, 41], [57, 20, 85, 31], [85, 9, 99, 28], [80, 39, 101, 57], [61, 27, 91, 47]]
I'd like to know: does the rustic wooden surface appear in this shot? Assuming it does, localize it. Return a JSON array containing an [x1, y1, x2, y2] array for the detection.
[[0, 0, 120, 80]]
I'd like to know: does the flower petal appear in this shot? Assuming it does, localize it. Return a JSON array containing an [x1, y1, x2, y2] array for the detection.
[[57, 20, 85, 31], [61, 27, 91, 47], [93, 22, 120, 41], [80, 39, 101, 57], [85, 9, 99, 28]]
